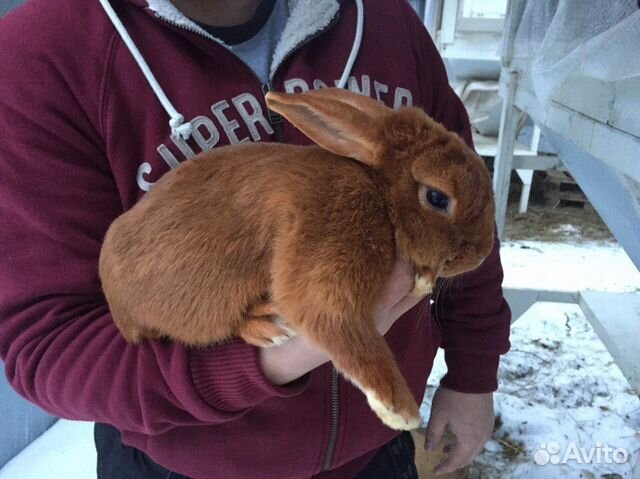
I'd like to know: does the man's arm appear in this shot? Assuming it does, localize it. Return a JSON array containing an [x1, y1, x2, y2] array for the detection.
[[400, 0, 511, 397], [260, 258, 422, 385], [398, 1, 511, 474], [0, 5, 310, 435]]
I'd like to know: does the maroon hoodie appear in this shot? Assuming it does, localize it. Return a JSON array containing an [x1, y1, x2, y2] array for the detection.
[[0, 0, 511, 477]]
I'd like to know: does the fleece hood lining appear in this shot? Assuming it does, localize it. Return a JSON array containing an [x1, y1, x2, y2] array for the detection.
[[146, 0, 342, 79], [146, 0, 228, 47], [271, 0, 341, 78]]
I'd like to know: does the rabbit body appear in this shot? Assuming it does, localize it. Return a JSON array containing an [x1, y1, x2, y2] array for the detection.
[[101, 142, 395, 347], [100, 88, 496, 431], [101, 142, 415, 428]]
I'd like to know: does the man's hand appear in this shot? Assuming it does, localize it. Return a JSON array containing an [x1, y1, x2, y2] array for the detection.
[[424, 386, 494, 476], [260, 258, 421, 385], [372, 258, 422, 335]]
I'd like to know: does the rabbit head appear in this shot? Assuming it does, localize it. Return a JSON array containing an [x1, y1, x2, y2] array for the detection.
[[266, 88, 495, 289]]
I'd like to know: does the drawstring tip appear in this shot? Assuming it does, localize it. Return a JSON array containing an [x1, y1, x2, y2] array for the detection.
[[169, 115, 193, 140], [172, 122, 193, 141]]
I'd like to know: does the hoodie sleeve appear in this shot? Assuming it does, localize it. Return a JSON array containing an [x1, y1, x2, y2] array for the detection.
[[400, 1, 511, 393], [0, 5, 308, 436]]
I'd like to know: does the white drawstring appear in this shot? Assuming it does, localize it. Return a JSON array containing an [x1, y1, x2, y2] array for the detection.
[[98, 0, 193, 140], [336, 0, 364, 89]]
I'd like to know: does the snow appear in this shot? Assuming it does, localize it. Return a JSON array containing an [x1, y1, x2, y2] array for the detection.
[[1, 240, 639, 478], [500, 240, 640, 293], [0, 420, 95, 479], [422, 240, 640, 478], [478, 302, 640, 478]]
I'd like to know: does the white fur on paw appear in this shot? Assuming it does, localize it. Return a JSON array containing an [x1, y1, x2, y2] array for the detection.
[[270, 334, 292, 346], [259, 334, 292, 348], [411, 274, 433, 297], [275, 318, 297, 338], [261, 320, 297, 348], [364, 390, 421, 431]]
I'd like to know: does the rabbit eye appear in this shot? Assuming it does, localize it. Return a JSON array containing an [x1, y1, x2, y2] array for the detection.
[[426, 189, 450, 211]]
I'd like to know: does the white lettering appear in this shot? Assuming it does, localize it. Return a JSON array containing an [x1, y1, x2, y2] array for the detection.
[[601, 443, 613, 463], [346, 75, 371, 97], [190, 115, 221, 151], [232, 93, 274, 141], [156, 145, 181, 169], [393, 87, 413, 108], [171, 133, 197, 159], [374, 80, 389, 102], [313, 79, 329, 89], [136, 162, 154, 192], [562, 443, 583, 464], [211, 100, 248, 144], [141, 79, 418, 191], [284, 78, 310, 93], [581, 446, 596, 464], [612, 447, 629, 464]]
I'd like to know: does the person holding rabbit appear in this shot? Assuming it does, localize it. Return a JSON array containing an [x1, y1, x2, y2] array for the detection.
[[0, 0, 511, 478]]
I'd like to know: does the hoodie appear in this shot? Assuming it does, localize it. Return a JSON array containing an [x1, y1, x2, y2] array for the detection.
[[0, 0, 511, 477]]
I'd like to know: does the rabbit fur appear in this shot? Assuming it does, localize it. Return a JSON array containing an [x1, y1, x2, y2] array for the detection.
[[99, 87, 496, 431]]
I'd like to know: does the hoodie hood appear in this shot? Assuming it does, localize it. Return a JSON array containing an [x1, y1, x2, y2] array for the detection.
[[99, 0, 363, 141], [145, 0, 343, 78]]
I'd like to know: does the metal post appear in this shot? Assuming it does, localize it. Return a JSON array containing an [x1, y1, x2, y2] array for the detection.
[[516, 169, 534, 214], [493, 70, 519, 236]]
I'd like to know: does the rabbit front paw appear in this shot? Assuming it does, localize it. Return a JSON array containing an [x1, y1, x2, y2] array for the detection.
[[238, 316, 297, 348]]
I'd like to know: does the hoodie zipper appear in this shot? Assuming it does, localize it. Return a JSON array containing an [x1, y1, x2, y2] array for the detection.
[[264, 12, 340, 142], [154, 10, 345, 471], [261, 82, 284, 142], [153, 12, 340, 142], [323, 367, 340, 472], [152, 14, 285, 139]]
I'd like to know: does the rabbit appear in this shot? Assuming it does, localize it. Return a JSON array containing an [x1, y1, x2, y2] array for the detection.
[[99, 87, 496, 431]]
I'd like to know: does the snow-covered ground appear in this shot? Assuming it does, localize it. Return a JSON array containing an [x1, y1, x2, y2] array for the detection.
[[1, 240, 639, 479], [0, 420, 95, 479], [423, 240, 640, 479]]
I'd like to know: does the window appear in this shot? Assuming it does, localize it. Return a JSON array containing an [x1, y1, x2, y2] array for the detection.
[[462, 0, 508, 19], [458, 0, 507, 32]]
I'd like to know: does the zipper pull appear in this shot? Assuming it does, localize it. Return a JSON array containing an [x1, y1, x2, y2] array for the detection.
[[263, 82, 284, 143]]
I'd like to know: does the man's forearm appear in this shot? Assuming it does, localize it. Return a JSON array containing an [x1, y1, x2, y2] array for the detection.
[[258, 263, 423, 386], [258, 334, 330, 385]]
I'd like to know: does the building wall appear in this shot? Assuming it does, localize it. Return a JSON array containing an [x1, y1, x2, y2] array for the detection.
[[0, 375, 57, 468], [0, 0, 24, 16], [408, 0, 427, 18]]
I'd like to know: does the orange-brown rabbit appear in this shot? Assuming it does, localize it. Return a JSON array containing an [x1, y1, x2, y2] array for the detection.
[[99, 88, 495, 431]]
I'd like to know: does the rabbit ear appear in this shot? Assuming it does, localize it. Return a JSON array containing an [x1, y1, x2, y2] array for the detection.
[[265, 88, 391, 168]]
